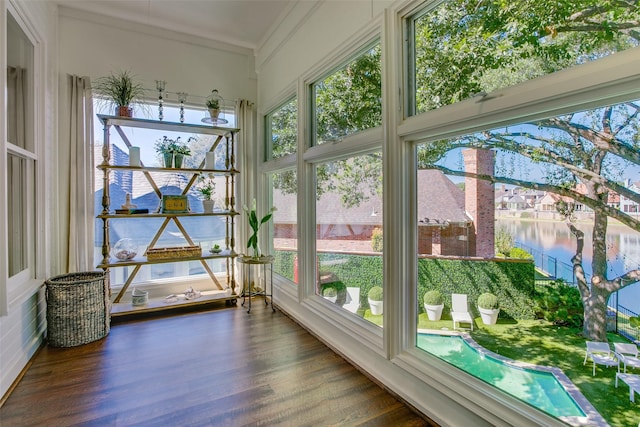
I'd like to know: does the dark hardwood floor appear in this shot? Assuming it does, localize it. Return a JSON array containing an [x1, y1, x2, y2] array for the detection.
[[1, 301, 435, 426]]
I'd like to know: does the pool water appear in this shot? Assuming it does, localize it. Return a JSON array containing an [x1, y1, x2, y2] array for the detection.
[[417, 333, 586, 418]]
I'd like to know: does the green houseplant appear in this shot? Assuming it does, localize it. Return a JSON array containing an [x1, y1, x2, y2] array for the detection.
[[155, 136, 178, 167], [423, 290, 444, 321], [367, 286, 383, 315], [196, 175, 216, 213], [94, 70, 146, 117], [206, 89, 222, 121], [477, 292, 500, 325], [172, 140, 192, 169]]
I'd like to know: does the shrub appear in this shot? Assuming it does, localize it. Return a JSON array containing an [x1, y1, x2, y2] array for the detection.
[[630, 316, 640, 328], [495, 226, 514, 256], [368, 286, 383, 301], [371, 227, 383, 252], [477, 293, 499, 310], [534, 280, 583, 327], [418, 257, 536, 319], [322, 287, 337, 297], [509, 247, 533, 260], [423, 290, 443, 305]]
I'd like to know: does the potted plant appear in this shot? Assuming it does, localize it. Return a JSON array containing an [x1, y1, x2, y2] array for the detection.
[[423, 290, 444, 321], [368, 285, 383, 315], [477, 292, 500, 325], [173, 141, 192, 169], [210, 243, 222, 254], [155, 136, 178, 168], [243, 198, 277, 259], [94, 70, 145, 117], [196, 174, 216, 213], [322, 287, 337, 303], [206, 89, 222, 121]]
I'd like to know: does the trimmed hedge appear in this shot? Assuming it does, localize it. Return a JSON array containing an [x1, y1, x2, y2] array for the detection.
[[272, 251, 537, 319], [418, 258, 536, 320]]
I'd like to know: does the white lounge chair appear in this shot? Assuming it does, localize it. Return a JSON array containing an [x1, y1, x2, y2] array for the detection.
[[584, 341, 618, 376], [451, 293, 473, 331], [615, 342, 640, 373], [343, 287, 360, 313]]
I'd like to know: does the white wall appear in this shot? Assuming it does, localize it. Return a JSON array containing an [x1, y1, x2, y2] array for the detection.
[[58, 7, 259, 108]]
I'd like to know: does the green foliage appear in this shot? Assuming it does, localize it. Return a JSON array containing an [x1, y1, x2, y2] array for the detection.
[[196, 175, 216, 200], [419, 257, 536, 319], [269, 98, 297, 160], [273, 250, 296, 281], [94, 69, 145, 109], [322, 287, 337, 297], [477, 293, 499, 310], [534, 280, 584, 327], [423, 290, 443, 306], [243, 198, 276, 257], [509, 247, 534, 260], [371, 227, 383, 252], [368, 286, 383, 301], [495, 226, 514, 256], [630, 317, 640, 328], [315, 43, 381, 143]]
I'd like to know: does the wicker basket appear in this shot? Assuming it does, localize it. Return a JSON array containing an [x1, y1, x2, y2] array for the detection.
[[146, 245, 201, 260], [45, 271, 110, 347]]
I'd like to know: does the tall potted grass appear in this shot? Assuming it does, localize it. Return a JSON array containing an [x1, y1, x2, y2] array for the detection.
[[94, 70, 145, 117]]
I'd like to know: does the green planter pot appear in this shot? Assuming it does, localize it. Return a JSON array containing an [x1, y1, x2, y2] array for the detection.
[[163, 152, 173, 168]]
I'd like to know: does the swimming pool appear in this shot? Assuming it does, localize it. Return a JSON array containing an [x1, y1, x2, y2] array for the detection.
[[417, 333, 586, 419]]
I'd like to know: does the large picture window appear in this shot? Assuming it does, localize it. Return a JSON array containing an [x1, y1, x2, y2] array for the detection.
[[408, 1, 640, 115], [312, 42, 381, 145]]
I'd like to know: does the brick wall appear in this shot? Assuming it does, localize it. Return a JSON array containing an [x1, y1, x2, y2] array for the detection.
[[463, 149, 495, 258]]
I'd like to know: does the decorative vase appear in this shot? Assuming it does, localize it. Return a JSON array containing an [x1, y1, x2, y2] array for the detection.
[[174, 153, 184, 168], [163, 152, 173, 168], [424, 303, 444, 321], [203, 200, 215, 213]]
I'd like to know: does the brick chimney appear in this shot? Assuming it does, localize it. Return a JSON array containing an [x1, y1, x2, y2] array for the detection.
[[463, 148, 495, 258]]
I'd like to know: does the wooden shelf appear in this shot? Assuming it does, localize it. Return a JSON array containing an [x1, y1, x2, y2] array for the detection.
[[98, 249, 237, 269], [110, 289, 238, 318], [97, 211, 238, 219]]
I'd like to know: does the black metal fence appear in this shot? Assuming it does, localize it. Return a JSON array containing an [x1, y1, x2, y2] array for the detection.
[[516, 240, 639, 342]]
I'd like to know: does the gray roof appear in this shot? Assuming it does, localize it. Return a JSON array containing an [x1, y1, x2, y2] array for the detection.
[[417, 169, 470, 225]]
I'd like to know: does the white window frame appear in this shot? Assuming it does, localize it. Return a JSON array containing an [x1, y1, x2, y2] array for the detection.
[[392, 3, 640, 423]]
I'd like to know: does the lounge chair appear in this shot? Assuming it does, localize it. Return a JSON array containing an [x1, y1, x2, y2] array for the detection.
[[451, 293, 473, 331], [343, 287, 360, 313], [584, 341, 618, 376], [614, 342, 640, 373]]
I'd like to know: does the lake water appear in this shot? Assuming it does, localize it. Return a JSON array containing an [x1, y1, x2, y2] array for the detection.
[[496, 218, 640, 314]]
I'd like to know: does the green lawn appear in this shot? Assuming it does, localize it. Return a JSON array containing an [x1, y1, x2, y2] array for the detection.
[[417, 315, 639, 427]]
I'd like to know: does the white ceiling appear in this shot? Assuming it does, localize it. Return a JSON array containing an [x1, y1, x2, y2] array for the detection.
[[57, 0, 294, 50]]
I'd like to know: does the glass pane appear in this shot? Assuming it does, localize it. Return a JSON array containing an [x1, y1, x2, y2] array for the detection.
[[6, 12, 34, 151], [93, 103, 236, 286], [313, 43, 381, 144], [271, 170, 297, 281], [411, 2, 640, 114], [415, 99, 640, 421], [315, 153, 383, 322], [7, 154, 30, 277], [266, 98, 297, 160]]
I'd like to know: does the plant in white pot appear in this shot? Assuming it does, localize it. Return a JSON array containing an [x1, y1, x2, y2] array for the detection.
[[196, 174, 216, 213], [368, 285, 383, 315], [423, 290, 444, 321], [477, 292, 500, 325]]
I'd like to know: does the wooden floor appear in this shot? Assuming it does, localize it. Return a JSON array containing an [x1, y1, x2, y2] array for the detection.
[[1, 301, 434, 426]]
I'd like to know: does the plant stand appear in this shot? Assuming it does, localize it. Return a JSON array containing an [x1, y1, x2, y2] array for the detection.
[[238, 255, 275, 314]]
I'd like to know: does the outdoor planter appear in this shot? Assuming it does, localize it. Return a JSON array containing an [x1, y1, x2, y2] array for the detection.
[[369, 299, 383, 315], [424, 303, 444, 321], [479, 307, 500, 325]]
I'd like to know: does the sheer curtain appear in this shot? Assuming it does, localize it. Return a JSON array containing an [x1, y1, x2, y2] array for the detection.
[[58, 75, 95, 272]]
